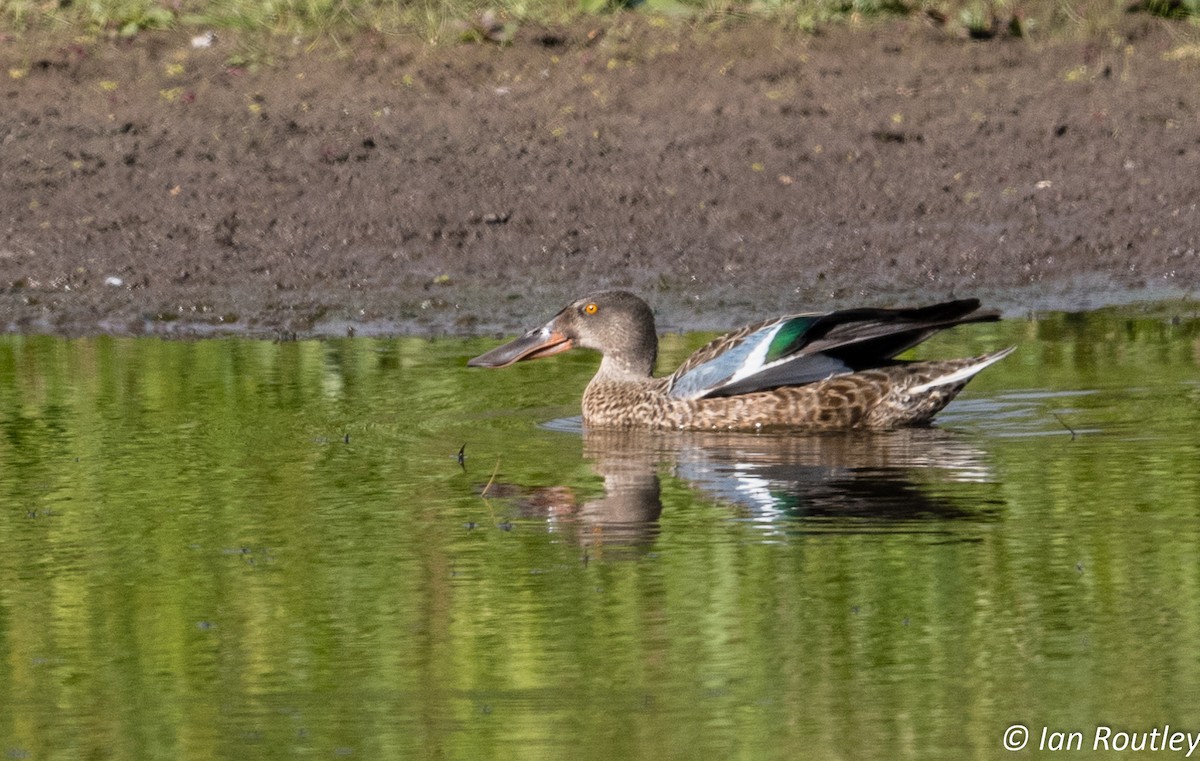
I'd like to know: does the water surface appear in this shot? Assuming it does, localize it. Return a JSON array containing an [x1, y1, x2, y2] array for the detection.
[[2, 307, 1199, 760]]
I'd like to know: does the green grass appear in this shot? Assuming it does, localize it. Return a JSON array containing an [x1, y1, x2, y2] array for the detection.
[[0, 0, 1196, 43]]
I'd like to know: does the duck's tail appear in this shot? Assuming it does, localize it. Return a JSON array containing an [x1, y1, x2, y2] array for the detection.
[[908, 347, 1016, 395]]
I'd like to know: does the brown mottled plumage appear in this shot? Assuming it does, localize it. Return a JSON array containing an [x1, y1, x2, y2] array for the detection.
[[469, 291, 1013, 431]]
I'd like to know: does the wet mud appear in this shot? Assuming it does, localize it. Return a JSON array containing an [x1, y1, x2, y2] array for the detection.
[[2, 17, 1198, 337]]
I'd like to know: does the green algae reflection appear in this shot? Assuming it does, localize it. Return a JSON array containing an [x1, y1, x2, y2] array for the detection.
[[1, 306, 1199, 760]]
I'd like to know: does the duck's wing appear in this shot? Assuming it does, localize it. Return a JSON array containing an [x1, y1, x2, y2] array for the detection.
[[666, 314, 835, 400], [666, 299, 997, 400]]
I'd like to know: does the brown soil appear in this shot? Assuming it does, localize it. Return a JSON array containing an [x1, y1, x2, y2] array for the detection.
[[2, 17, 1198, 337]]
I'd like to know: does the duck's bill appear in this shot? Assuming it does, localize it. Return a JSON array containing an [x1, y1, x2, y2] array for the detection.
[[468, 326, 573, 368]]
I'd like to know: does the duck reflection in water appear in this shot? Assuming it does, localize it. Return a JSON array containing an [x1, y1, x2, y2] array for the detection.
[[484, 425, 1001, 553]]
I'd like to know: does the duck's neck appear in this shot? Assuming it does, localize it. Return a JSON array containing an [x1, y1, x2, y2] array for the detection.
[[597, 343, 656, 380]]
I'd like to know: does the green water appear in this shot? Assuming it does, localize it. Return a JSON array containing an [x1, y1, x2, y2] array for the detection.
[[1, 307, 1199, 760]]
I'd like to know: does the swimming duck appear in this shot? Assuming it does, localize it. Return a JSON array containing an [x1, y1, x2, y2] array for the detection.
[[468, 291, 1012, 431]]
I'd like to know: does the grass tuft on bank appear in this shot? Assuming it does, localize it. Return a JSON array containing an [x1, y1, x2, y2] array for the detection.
[[0, 0, 1197, 42]]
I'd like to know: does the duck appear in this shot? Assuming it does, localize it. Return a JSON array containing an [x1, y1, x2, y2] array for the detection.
[[468, 291, 1012, 431]]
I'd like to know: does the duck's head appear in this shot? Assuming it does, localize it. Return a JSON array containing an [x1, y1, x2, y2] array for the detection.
[[468, 291, 658, 377]]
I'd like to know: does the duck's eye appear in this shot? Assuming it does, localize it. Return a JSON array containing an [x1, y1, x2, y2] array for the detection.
[[583, 303, 599, 315]]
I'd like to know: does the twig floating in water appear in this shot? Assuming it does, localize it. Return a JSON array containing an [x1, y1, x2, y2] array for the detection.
[[481, 457, 500, 498], [1052, 413, 1077, 441]]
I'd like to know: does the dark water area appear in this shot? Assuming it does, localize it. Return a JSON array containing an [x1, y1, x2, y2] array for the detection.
[[2, 305, 1199, 759]]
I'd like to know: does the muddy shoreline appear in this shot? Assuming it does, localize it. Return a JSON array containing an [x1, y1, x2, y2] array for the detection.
[[2, 18, 1198, 338]]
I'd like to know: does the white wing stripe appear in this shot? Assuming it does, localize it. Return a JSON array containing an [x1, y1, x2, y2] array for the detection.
[[726, 323, 784, 384]]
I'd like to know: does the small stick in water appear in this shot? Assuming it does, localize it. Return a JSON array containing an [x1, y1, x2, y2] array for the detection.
[[481, 458, 501, 498], [1052, 413, 1077, 441]]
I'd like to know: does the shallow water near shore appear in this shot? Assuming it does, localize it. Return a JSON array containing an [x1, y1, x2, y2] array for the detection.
[[2, 305, 1199, 760]]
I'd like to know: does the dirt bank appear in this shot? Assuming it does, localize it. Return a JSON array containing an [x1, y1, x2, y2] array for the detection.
[[2, 17, 1198, 337]]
